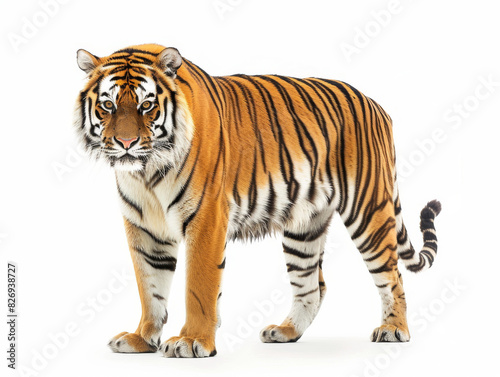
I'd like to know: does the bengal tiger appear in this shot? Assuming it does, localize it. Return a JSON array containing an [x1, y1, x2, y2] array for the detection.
[[74, 43, 441, 358]]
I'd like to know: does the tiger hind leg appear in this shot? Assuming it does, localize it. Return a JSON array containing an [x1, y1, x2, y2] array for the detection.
[[344, 201, 410, 342], [260, 211, 332, 343]]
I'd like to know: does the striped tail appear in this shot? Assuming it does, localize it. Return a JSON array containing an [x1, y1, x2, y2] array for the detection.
[[394, 188, 442, 272]]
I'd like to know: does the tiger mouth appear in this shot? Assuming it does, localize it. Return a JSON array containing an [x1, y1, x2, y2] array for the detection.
[[108, 153, 148, 168], [116, 154, 138, 162]]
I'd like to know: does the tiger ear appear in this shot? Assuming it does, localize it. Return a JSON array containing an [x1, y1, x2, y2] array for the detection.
[[157, 47, 182, 77], [76, 49, 100, 74]]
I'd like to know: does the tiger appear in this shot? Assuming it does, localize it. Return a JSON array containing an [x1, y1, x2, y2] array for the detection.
[[73, 43, 441, 358]]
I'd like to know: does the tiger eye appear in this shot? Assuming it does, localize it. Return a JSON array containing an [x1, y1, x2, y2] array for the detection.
[[103, 100, 114, 110], [141, 101, 152, 110]]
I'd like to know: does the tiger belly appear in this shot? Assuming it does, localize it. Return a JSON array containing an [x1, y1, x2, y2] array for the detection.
[[227, 161, 337, 241]]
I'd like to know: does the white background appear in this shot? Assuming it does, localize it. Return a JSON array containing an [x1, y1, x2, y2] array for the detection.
[[1, 0, 499, 376]]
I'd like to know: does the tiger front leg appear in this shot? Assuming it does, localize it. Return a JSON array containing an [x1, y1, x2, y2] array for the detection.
[[161, 206, 227, 358], [108, 219, 179, 353]]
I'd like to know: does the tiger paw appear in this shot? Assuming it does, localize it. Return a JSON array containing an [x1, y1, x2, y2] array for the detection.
[[108, 332, 159, 353], [160, 336, 216, 358], [371, 325, 410, 342], [260, 323, 301, 343]]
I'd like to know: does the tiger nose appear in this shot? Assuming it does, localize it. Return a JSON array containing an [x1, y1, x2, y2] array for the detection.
[[115, 137, 138, 149]]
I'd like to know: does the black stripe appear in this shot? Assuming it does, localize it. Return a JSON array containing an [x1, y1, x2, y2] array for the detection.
[[142, 259, 176, 270], [406, 255, 427, 272], [420, 218, 435, 231], [265, 175, 276, 220], [421, 249, 435, 264], [167, 150, 199, 210], [133, 223, 174, 246], [134, 247, 177, 271], [423, 230, 437, 242], [295, 287, 319, 298], [283, 219, 331, 243], [190, 289, 206, 316], [398, 248, 415, 260], [148, 165, 172, 189], [182, 179, 208, 235], [283, 244, 316, 259], [170, 91, 178, 129], [299, 269, 316, 278], [232, 165, 242, 206], [117, 182, 143, 219], [368, 258, 394, 274], [286, 261, 319, 273], [364, 244, 397, 262], [397, 227, 408, 244], [135, 249, 177, 263], [247, 154, 258, 216], [114, 48, 158, 56]]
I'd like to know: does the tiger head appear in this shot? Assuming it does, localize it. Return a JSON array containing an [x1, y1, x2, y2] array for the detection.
[[73, 44, 193, 171]]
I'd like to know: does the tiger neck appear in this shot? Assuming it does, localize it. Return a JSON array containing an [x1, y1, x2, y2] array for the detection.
[[174, 58, 231, 179], [175, 59, 227, 128]]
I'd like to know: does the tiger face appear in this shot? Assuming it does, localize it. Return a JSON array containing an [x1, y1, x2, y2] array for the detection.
[[74, 46, 193, 171]]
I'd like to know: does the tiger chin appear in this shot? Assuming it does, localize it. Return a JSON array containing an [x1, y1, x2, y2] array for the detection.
[[73, 44, 441, 358]]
